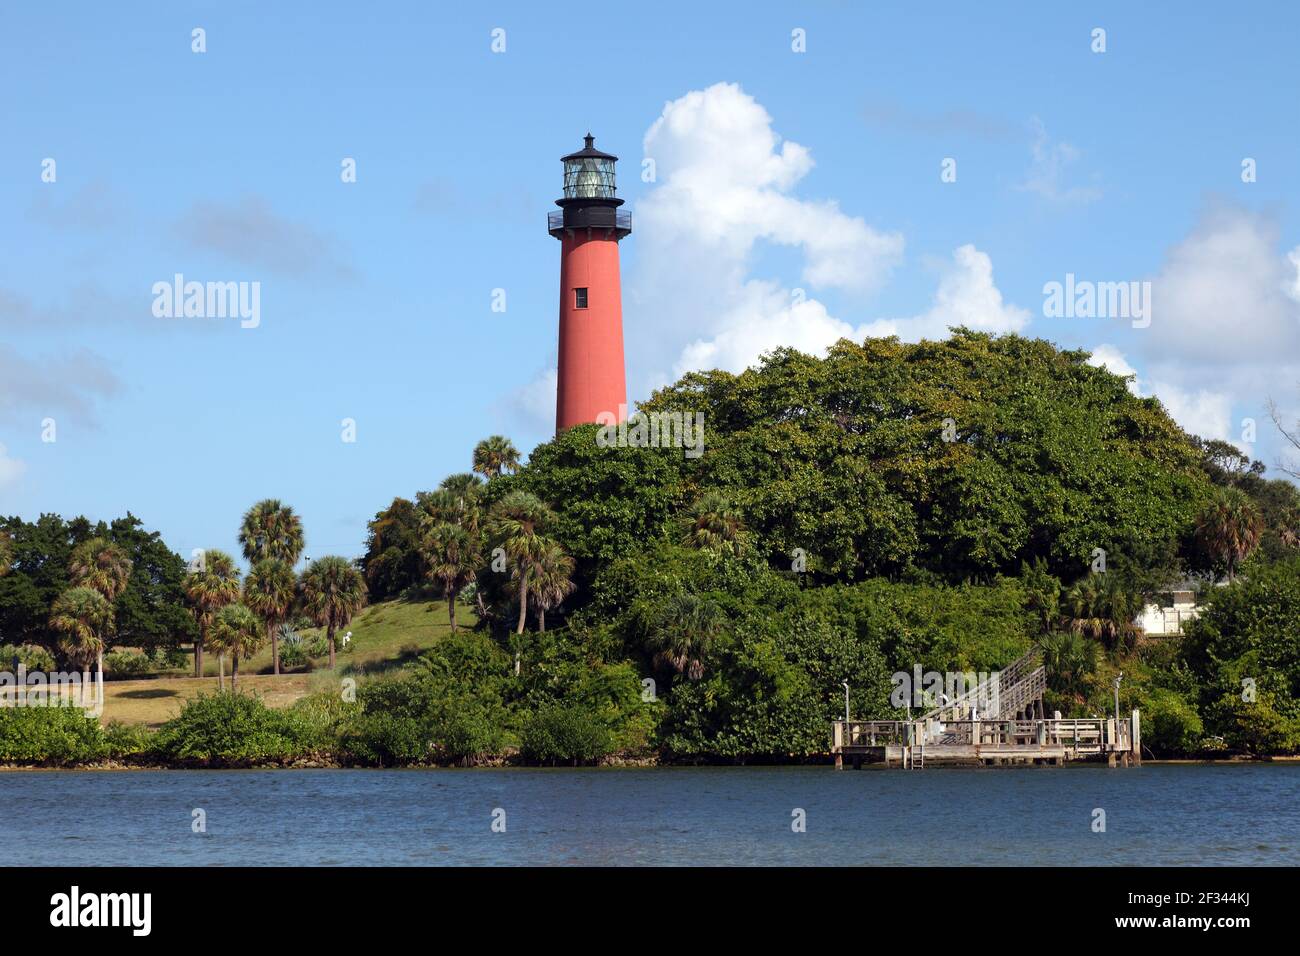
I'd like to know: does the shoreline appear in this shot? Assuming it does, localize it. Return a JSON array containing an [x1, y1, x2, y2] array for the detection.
[[3, 755, 1295, 772]]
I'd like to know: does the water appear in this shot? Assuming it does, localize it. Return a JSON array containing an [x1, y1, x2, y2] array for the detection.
[[2, 764, 1296, 865]]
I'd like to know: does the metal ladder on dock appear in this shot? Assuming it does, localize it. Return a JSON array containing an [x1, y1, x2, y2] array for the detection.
[[908, 741, 925, 769]]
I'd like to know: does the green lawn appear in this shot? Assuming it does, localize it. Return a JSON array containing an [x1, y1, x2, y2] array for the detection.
[[94, 597, 472, 726]]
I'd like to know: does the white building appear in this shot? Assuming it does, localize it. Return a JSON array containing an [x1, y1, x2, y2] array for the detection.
[[1138, 590, 1200, 637]]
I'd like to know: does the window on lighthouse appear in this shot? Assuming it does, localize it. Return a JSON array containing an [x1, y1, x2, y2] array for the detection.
[[574, 288, 588, 309]]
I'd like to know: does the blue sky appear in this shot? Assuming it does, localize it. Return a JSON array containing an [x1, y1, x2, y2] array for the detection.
[[3, 2, 1299, 566]]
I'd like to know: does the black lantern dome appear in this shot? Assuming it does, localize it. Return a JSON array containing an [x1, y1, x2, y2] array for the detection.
[[548, 133, 631, 240]]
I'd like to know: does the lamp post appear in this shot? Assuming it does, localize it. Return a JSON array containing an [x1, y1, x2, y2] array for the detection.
[[1113, 672, 1123, 722], [841, 681, 850, 723]]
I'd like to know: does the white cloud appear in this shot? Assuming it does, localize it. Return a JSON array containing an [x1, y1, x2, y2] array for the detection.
[[862, 245, 1029, 341], [1020, 117, 1102, 203], [1088, 343, 1237, 445], [631, 83, 1025, 384], [509, 366, 558, 431], [1146, 204, 1300, 363], [670, 243, 1026, 378], [0, 443, 25, 490], [638, 84, 903, 291], [0, 345, 121, 425], [629, 83, 904, 383], [1151, 382, 1235, 444], [1091, 204, 1300, 455]]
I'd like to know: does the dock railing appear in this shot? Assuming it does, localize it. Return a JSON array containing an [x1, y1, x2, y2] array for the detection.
[[833, 716, 1134, 753]]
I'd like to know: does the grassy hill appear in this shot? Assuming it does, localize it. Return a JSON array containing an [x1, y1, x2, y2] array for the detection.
[[96, 597, 471, 726]]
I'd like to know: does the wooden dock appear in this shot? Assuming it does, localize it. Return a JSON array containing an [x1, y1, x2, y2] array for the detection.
[[832, 713, 1141, 768], [831, 648, 1141, 769]]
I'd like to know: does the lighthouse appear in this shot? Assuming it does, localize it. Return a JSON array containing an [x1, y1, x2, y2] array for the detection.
[[548, 134, 631, 433]]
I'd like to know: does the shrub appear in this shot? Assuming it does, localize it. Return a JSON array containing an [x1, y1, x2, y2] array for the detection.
[[277, 640, 310, 671], [342, 713, 429, 765], [0, 705, 110, 764], [0, 644, 57, 673], [159, 647, 191, 670], [434, 697, 507, 764], [105, 650, 153, 677], [1141, 688, 1203, 755], [104, 721, 154, 759], [521, 704, 612, 765], [152, 693, 316, 765]]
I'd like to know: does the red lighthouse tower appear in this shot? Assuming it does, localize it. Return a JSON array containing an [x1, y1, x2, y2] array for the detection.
[[549, 134, 631, 432]]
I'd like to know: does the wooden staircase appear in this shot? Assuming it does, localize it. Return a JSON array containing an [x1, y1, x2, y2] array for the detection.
[[918, 648, 1047, 724]]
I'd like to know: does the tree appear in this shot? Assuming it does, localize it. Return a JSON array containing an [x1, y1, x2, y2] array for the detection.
[[488, 491, 555, 673], [103, 515, 196, 658], [49, 586, 114, 690], [679, 491, 747, 557], [210, 603, 264, 691], [0, 531, 11, 577], [1061, 574, 1142, 649], [472, 435, 520, 480], [1038, 630, 1097, 708], [238, 499, 305, 565], [1195, 487, 1264, 581], [642, 591, 727, 680], [1267, 395, 1300, 481], [421, 523, 480, 633], [300, 556, 368, 669], [359, 497, 425, 600], [243, 559, 297, 675], [68, 537, 132, 602], [528, 539, 575, 632], [1, 514, 186, 656], [1280, 507, 1300, 550], [183, 550, 241, 678]]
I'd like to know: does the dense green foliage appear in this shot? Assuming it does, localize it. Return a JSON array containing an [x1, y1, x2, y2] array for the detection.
[[0, 513, 195, 661], [351, 332, 1300, 760], [5, 332, 1300, 766]]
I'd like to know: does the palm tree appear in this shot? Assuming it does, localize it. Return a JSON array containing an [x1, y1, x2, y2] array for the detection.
[[1279, 507, 1300, 549], [422, 523, 481, 633], [440, 472, 485, 505], [679, 491, 747, 556], [1196, 487, 1264, 582], [243, 558, 297, 675], [0, 530, 12, 577], [420, 486, 483, 537], [238, 499, 305, 565], [210, 603, 264, 690], [472, 435, 520, 480], [206, 626, 229, 691], [68, 536, 132, 601], [300, 556, 368, 669], [1038, 630, 1098, 708], [642, 591, 726, 680], [1061, 574, 1142, 650], [489, 491, 554, 635], [528, 539, 575, 632], [183, 549, 242, 678], [49, 586, 114, 694]]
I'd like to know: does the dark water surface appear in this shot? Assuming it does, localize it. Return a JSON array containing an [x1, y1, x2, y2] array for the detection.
[[3, 764, 1296, 865]]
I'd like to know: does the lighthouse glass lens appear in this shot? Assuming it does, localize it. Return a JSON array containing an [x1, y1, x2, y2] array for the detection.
[[564, 158, 616, 199]]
